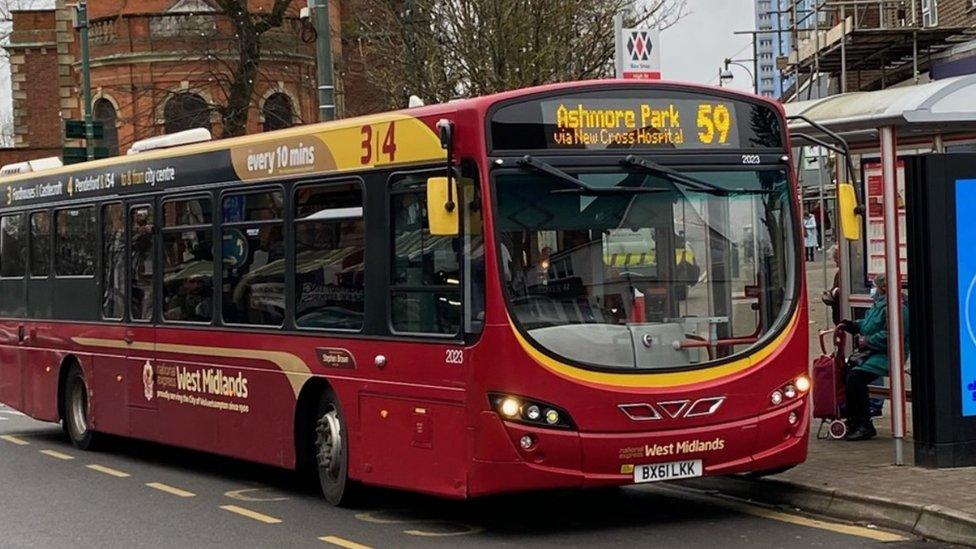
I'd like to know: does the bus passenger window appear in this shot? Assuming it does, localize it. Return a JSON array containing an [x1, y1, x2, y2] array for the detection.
[[55, 207, 95, 277], [101, 203, 124, 319], [222, 191, 284, 326], [129, 205, 155, 321], [390, 174, 461, 335], [162, 197, 213, 323], [0, 214, 25, 278], [294, 183, 364, 330], [29, 212, 50, 277]]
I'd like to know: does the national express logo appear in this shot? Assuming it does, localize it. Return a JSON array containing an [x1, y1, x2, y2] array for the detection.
[[143, 361, 154, 402], [626, 30, 654, 62]]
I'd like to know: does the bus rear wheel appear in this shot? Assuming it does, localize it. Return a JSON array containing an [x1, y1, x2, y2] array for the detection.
[[62, 364, 98, 450], [314, 390, 356, 506]]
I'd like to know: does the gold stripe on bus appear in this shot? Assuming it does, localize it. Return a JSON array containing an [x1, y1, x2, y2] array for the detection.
[[509, 311, 800, 389], [71, 337, 311, 398], [229, 115, 445, 182]]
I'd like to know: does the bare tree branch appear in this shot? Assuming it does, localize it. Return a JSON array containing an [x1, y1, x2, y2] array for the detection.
[[352, 0, 686, 109]]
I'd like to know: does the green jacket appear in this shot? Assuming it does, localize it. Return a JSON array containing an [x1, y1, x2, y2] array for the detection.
[[854, 295, 909, 377]]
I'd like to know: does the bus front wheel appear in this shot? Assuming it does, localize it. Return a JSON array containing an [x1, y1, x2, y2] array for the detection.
[[62, 364, 98, 450], [314, 390, 356, 506]]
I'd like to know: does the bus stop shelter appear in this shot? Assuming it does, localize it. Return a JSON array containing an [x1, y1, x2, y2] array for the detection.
[[784, 74, 976, 465]]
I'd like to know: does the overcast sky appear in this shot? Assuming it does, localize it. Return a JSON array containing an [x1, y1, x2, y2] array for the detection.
[[661, 0, 756, 92]]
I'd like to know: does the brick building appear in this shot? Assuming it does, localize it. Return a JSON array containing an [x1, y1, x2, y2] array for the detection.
[[2, 0, 348, 165]]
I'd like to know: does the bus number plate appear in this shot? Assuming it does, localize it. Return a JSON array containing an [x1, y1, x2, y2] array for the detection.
[[633, 459, 702, 483]]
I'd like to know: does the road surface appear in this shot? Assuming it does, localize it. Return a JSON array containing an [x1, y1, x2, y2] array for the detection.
[[0, 404, 950, 549]]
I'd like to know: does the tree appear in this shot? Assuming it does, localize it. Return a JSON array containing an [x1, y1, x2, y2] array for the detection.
[[210, 0, 294, 137], [351, 0, 686, 111], [102, 0, 314, 145]]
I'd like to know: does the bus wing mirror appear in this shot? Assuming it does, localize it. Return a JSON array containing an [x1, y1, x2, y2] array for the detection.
[[427, 176, 459, 236], [837, 183, 861, 241]]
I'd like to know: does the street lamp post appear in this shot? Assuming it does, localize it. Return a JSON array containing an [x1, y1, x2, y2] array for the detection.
[[76, 0, 94, 161], [310, 0, 335, 121], [718, 58, 756, 94]]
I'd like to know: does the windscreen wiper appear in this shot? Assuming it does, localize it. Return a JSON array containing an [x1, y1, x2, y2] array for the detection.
[[620, 155, 773, 195], [517, 155, 664, 195]]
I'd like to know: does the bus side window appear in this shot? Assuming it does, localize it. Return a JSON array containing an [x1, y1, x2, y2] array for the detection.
[[390, 172, 461, 335], [0, 214, 25, 278], [29, 211, 51, 277], [54, 207, 95, 277], [129, 205, 155, 321], [162, 197, 214, 323], [294, 182, 365, 331], [462, 162, 485, 336], [221, 190, 284, 326], [101, 203, 124, 320]]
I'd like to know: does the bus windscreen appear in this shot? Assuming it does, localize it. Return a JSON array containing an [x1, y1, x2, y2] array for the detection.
[[489, 88, 784, 152]]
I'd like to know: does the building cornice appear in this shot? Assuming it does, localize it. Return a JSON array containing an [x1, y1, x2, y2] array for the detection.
[[83, 50, 315, 69]]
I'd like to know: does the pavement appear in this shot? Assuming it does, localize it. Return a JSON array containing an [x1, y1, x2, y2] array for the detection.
[[0, 404, 946, 548], [686, 257, 976, 547]]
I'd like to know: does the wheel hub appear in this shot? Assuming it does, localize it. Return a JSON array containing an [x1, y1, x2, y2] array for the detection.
[[315, 409, 342, 480]]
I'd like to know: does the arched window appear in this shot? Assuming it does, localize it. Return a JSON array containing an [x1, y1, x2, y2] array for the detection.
[[262, 92, 294, 132], [93, 98, 119, 156], [164, 92, 211, 134]]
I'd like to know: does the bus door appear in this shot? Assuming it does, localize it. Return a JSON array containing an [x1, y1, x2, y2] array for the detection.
[[123, 202, 159, 440], [0, 213, 27, 410], [354, 170, 472, 495]]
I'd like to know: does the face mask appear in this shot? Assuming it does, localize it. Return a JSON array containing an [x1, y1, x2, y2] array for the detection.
[[870, 286, 884, 302]]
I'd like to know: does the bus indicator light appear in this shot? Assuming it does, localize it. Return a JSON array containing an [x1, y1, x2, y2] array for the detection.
[[770, 391, 783, 406], [526, 405, 541, 421], [545, 409, 560, 425]]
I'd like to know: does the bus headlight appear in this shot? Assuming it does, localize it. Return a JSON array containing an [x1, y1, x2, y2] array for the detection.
[[500, 397, 520, 418], [770, 375, 811, 407], [489, 393, 574, 429]]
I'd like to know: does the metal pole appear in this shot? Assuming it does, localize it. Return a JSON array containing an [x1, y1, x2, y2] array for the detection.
[[840, 5, 848, 93], [880, 125, 907, 466], [836, 151, 852, 333], [78, 0, 94, 161], [913, 31, 919, 85], [810, 1, 820, 100], [817, 146, 828, 326], [792, 0, 799, 100], [751, 38, 758, 95], [311, 0, 335, 121], [614, 13, 624, 78]]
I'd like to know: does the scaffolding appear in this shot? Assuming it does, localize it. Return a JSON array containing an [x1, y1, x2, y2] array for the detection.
[[775, 0, 976, 99]]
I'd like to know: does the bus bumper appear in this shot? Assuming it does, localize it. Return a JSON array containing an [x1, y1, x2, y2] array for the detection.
[[468, 399, 808, 496]]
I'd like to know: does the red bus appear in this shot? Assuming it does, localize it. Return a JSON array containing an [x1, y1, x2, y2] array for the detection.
[[0, 80, 808, 504]]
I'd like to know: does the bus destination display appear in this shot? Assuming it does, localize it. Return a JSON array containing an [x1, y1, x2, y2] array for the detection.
[[542, 98, 739, 150], [489, 91, 785, 152]]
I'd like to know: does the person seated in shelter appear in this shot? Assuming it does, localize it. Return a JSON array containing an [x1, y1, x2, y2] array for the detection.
[[837, 273, 909, 441]]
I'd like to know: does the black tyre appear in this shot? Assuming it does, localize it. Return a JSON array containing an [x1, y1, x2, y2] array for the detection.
[[314, 389, 357, 506], [62, 364, 98, 450]]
